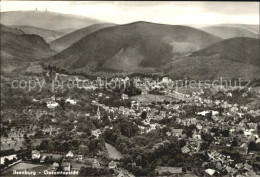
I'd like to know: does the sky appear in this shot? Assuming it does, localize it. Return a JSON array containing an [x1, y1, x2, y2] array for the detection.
[[1, 1, 259, 25]]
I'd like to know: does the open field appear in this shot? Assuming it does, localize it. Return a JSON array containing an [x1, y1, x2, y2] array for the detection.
[[1, 162, 46, 176], [105, 143, 123, 160], [41, 153, 63, 159]]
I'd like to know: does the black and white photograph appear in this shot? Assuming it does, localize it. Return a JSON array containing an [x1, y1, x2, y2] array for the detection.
[[0, 1, 260, 176]]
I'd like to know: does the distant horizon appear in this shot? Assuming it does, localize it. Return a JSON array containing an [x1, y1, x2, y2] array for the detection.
[[1, 10, 259, 27], [1, 1, 259, 25]]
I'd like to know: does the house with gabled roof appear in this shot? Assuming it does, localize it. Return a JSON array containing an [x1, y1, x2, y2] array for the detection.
[[108, 160, 117, 169], [61, 162, 71, 172], [32, 150, 41, 160], [181, 145, 191, 154], [52, 162, 59, 170], [66, 151, 74, 158], [92, 158, 100, 169], [171, 128, 183, 137]]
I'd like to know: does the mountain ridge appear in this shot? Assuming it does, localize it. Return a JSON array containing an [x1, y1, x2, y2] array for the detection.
[[11, 25, 65, 42], [164, 37, 260, 80], [1, 11, 104, 31], [202, 26, 259, 39], [191, 37, 260, 66], [47, 21, 222, 74], [1, 24, 56, 73], [50, 23, 116, 51]]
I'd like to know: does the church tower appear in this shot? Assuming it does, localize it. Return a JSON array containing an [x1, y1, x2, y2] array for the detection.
[[97, 106, 100, 119], [50, 126, 52, 136]]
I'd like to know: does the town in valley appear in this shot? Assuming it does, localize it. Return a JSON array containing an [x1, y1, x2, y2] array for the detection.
[[1, 1, 260, 177]]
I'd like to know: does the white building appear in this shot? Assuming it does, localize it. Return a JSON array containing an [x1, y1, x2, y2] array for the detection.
[[66, 98, 77, 105], [66, 151, 74, 158]]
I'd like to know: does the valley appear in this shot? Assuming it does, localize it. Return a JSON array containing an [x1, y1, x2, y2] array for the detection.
[[1, 5, 260, 177]]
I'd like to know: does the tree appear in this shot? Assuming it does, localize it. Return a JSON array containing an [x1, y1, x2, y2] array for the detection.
[[248, 141, 257, 151], [140, 111, 147, 120], [4, 158, 10, 167], [206, 111, 212, 120], [231, 140, 238, 147], [59, 98, 66, 110], [40, 139, 50, 150], [136, 155, 143, 166], [221, 130, 229, 137], [218, 107, 224, 116], [23, 134, 31, 144], [79, 145, 89, 156], [182, 167, 187, 173], [238, 130, 244, 134], [168, 159, 176, 166], [102, 114, 110, 126], [71, 138, 79, 149], [23, 134, 28, 139], [34, 130, 44, 138], [83, 104, 93, 112], [201, 133, 214, 144], [61, 141, 69, 152], [120, 121, 139, 138]]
